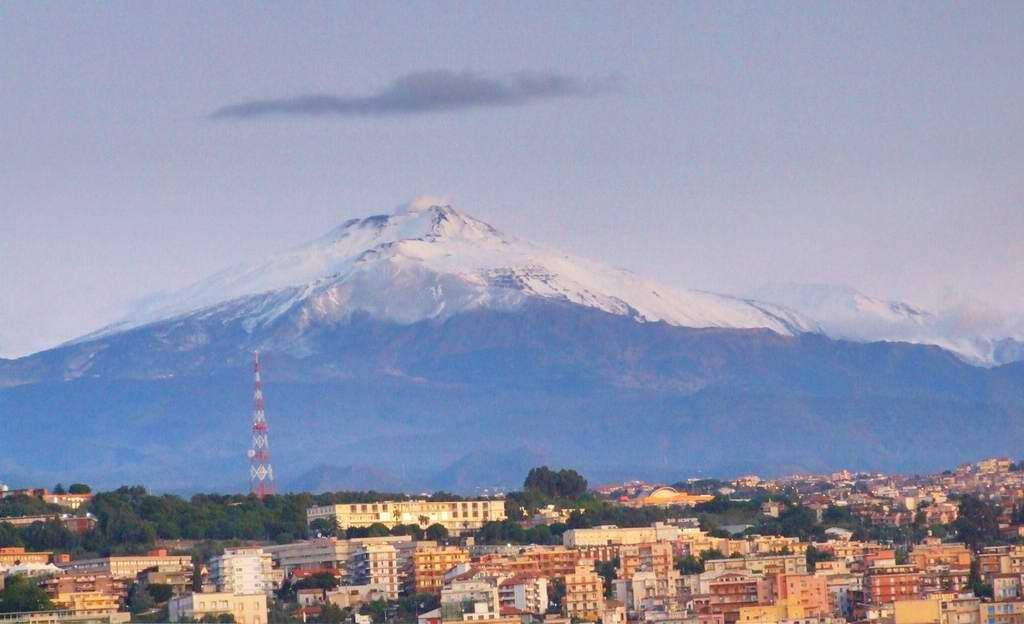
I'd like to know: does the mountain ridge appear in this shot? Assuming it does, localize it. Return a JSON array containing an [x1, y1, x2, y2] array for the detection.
[[4, 199, 1024, 491]]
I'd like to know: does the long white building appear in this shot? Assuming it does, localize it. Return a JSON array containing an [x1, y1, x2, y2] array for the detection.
[[307, 499, 506, 534]]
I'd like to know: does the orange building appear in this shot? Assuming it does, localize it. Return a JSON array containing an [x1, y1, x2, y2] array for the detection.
[[411, 546, 469, 594], [774, 573, 829, 616], [864, 565, 922, 606]]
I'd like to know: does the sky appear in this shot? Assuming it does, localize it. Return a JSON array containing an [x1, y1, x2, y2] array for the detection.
[[2, 2, 1023, 358]]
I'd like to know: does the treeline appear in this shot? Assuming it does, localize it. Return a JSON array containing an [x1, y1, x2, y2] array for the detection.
[[2, 468, 1014, 557], [0, 485, 503, 557]]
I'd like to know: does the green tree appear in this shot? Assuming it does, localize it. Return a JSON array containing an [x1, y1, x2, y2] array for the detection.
[[524, 467, 588, 499], [547, 579, 566, 614], [390, 524, 424, 540], [676, 554, 703, 574], [68, 484, 92, 494], [955, 496, 1001, 550], [968, 559, 993, 598], [293, 572, 340, 592], [128, 582, 156, 614], [359, 599, 387, 624], [0, 575, 54, 613], [309, 519, 336, 537], [146, 583, 173, 604], [319, 604, 348, 624], [425, 524, 449, 542], [805, 544, 834, 572], [365, 523, 391, 537], [596, 558, 618, 597]]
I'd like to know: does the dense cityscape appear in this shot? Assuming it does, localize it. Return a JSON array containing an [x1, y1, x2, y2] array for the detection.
[[3, 460, 1024, 624]]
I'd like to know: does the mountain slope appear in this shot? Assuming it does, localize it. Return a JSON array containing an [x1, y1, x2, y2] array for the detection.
[[751, 283, 1024, 365]]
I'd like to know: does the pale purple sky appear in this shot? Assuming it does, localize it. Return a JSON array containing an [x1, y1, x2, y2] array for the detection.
[[2, 2, 1023, 358]]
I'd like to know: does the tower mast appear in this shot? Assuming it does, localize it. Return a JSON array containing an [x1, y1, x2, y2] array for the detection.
[[249, 351, 275, 498]]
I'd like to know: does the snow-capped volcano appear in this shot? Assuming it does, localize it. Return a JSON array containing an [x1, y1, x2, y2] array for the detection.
[[92, 197, 818, 340]]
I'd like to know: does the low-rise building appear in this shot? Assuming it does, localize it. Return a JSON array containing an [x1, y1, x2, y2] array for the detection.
[[563, 523, 682, 547], [57, 550, 191, 579], [307, 499, 506, 535], [0, 547, 52, 566], [167, 591, 267, 624]]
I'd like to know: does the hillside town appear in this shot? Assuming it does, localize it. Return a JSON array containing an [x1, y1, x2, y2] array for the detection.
[[2, 460, 1024, 624]]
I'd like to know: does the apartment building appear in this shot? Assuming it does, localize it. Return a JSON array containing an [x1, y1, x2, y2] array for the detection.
[[498, 574, 549, 615], [704, 571, 773, 624], [774, 573, 829, 616], [613, 569, 683, 615], [413, 546, 470, 594], [979, 547, 1024, 583], [864, 565, 923, 606], [563, 561, 603, 621], [704, 555, 806, 577], [477, 546, 581, 579], [208, 547, 274, 596], [981, 599, 1024, 624], [352, 543, 401, 599], [618, 542, 674, 581]]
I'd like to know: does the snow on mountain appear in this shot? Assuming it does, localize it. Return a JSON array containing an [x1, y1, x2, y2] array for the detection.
[[86, 197, 819, 342], [750, 283, 1024, 366]]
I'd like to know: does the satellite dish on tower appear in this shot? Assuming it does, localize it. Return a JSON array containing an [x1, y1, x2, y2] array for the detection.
[[247, 449, 256, 459]]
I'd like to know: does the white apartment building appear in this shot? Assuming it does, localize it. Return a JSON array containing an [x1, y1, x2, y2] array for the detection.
[[208, 548, 274, 596], [499, 575, 549, 615]]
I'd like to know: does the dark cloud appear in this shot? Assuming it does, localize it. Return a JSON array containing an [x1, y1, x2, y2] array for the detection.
[[211, 70, 614, 119]]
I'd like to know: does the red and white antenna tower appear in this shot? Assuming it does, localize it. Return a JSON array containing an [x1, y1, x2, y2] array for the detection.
[[248, 351, 275, 498]]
